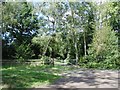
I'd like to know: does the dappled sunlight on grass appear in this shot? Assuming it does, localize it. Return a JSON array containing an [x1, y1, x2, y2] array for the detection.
[[30, 81, 50, 88], [2, 63, 81, 89], [1, 66, 16, 71], [2, 64, 61, 89]]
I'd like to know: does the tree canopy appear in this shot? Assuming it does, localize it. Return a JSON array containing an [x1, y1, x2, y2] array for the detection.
[[2, 1, 120, 69]]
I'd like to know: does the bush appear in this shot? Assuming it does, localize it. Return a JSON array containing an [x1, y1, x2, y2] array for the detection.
[[86, 25, 119, 69], [41, 56, 54, 66], [14, 43, 33, 62]]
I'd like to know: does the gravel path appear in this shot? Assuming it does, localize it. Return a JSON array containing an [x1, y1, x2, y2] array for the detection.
[[38, 69, 119, 88]]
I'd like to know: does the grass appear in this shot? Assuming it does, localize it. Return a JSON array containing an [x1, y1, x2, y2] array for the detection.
[[2, 60, 118, 89], [1, 62, 79, 90], [0, 64, 81, 90], [1, 64, 62, 89]]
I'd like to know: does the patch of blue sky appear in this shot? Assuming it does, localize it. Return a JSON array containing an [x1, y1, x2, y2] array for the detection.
[[30, 30, 36, 34], [4, 32, 10, 37]]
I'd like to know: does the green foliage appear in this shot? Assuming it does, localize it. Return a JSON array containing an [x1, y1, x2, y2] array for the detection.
[[85, 24, 119, 69], [14, 43, 33, 62], [2, 1, 119, 69], [2, 40, 16, 59], [40, 56, 54, 65], [78, 1, 120, 69], [2, 2, 39, 59]]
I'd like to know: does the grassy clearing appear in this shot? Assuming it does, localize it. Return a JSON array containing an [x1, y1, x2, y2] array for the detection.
[[1, 64, 62, 89], [1, 62, 79, 89]]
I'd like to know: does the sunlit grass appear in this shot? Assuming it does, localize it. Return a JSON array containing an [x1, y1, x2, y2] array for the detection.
[[2, 61, 81, 89], [2, 64, 62, 89]]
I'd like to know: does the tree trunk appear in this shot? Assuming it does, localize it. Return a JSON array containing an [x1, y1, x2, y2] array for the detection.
[[70, 4, 79, 65], [84, 31, 87, 57], [75, 41, 78, 65]]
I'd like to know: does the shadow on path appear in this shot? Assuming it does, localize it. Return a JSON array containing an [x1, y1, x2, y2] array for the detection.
[[45, 69, 119, 88]]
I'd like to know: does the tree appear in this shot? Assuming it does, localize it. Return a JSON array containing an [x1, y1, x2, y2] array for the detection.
[[32, 2, 95, 65], [87, 1, 119, 69], [2, 2, 39, 60], [66, 1, 95, 65]]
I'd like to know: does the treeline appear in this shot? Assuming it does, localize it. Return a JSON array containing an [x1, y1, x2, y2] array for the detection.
[[2, 1, 120, 69]]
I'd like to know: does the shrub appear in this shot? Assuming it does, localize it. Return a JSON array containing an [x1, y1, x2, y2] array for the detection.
[[14, 43, 33, 62], [83, 25, 119, 69], [41, 56, 54, 66]]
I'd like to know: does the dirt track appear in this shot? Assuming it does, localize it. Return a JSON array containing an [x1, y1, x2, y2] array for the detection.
[[39, 69, 119, 88]]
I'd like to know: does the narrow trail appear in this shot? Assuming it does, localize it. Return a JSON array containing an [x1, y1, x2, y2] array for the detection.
[[37, 69, 119, 88]]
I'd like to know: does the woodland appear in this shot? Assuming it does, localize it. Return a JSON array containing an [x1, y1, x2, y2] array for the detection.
[[1, 1, 120, 88]]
